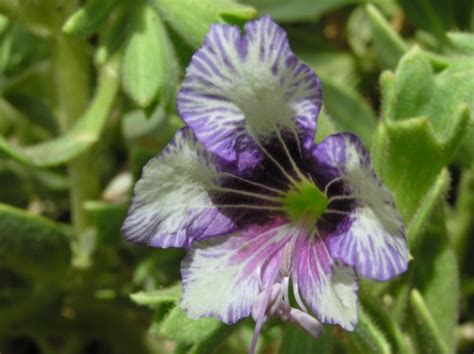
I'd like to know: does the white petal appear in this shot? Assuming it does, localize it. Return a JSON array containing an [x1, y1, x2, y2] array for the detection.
[[181, 218, 296, 324], [122, 128, 234, 248]]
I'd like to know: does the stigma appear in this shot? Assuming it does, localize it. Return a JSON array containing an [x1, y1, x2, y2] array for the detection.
[[281, 179, 328, 223]]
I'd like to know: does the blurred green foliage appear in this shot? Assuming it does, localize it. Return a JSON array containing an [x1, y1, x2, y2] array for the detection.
[[0, 0, 473, 353]]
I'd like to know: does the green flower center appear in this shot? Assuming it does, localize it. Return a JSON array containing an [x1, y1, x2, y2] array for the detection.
[[282, 180, 328, 223]]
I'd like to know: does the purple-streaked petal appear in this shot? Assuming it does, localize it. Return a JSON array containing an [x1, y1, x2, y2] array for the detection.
[[122, 128, 235, 248], [329, 208, 408, 281], [315, 133, 409, 281], [293, 233, 359, 331], [181, 218, 297, 324], [177, 16, 321, 165]]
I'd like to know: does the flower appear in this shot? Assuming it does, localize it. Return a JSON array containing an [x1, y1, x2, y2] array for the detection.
[[122, 16, 409, 354]]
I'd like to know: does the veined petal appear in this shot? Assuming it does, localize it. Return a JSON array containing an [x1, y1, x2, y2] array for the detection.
[[293, 233, 359, 330], [177, 16, 321, 165], [181, 218, 297, 324], [315, 133, 409, 281], [122, 128, 235, 248]]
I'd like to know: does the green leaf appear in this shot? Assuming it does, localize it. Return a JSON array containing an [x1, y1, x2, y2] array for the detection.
[[130, 284, 181, 306], [0, 0, 59, 37], [0, 203, 70, 277], [398, 0, 450, 45], [320, 75, 377, 147], [449, 167, 474, 266], [150, 0, 256, 48], [6, 93, 58, 135], [63, 0, 120, 37], [372, 48, 470, 222], [84, 201, 127, 246], [280, 325, 332, 354], [301, 51, 358, 86], [189, 323, 235, 354], [447, 32, 474, 54], [121, 107, 167, 142], [412, 207, 459, 352], [366, 4, 407, 69], [406, 168, 450, 246], [0, 163, 29, 207], [346, 309, 392, 354], [0, 287, 31, 323], [359, 287, 409, 354], [160, 305, 224, 345], [244, 0, 361, 22], [121, 1, 178, 107], [409, 289, 450, 354], [315, 108, 337, 143], [94, 4, 128, 65], [0, 56, 119, 167], [69, 304, 150, 354]]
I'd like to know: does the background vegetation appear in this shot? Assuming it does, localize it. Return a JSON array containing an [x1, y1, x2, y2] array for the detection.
[[0, 0, 473, 353]]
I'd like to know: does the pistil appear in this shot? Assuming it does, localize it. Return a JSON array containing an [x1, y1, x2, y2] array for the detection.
[[282, 179, 328, 223]]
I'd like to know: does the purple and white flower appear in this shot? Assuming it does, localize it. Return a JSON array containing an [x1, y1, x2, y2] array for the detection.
[[122, 16, 409, 354]]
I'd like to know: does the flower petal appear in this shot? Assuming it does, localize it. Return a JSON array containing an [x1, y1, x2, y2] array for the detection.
[[122, 128, 235, 248], [293, 233, 359, 330], [177, 16, 321, 164], [181, 218, 296, 324], [315, 133, 409, 281]]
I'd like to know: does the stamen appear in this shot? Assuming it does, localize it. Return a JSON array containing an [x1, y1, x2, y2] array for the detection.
[[214, 204, 284, 211], [282, 276, 290, 304], [325, 209, 351, 216], [220, 172, 287, 195], [324, 175, 345, 195], [249, 266, 281, 354], [186, 203, 284, 212], [328, 195, 359, 203], [210, 186, 283, 204], [293, 281, 309, 313], [290, 127, 303, 159], [252, 134, 300, 186], [275, 129, 307, 182], [280, 240, 295, 276]]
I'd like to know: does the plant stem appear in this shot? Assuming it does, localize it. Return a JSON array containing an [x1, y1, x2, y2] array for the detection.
[[53, 31, 100, 266]]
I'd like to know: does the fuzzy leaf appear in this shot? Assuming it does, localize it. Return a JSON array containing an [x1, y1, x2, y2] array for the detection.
[[360, 288, 409, 353], [320, 75, 376, 147], [409, 289, 450, 354], [0, 203, 71, 277], [84, 201, 127, 246], [245, 0, 360, 22], [412, 207, 459, 352], [406, 168, 450, 246], [372, 48, 470, 222], [150, 0, 256, 48], [131, 284, 181, 306], [449, 167, 474, 265], [366, 4, 407, 68], [315, 108, 337, 143], [346, 309, 392, 354], [447, 32, 474, 54], [398, 0, 450, 44], [95, 4, 128, 65], [160, 305, 224, 345], [121, 1, 178, 107], [63, 0, 119, 37], [280, 325, 332, 354], [0, 56, 119, 167]]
